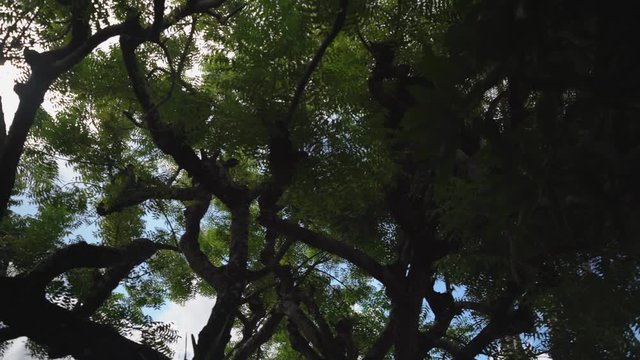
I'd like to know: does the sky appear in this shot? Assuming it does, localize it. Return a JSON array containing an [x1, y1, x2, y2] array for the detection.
[[0, 63, 20, 126], [1, 63, 217, 360]]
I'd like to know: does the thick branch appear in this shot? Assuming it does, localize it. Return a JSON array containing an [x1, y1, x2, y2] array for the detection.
[[0, 76, 50, 216], [152, 0, 166, 37], [71, 242, 176, 318], [276, 266, 356, 360], [193, 201, 251, 359], [25, 239, 173, 289], [456, 300, 493, 314], [0, 0, 233, 218], [1, 21, 128, 217], [453, 306, 534, 360], [178, 192, 223, 288], [232, 311, 284, 360], [97, 185, 197, 216], [301, 294, 334, 348], [280, 299, 325, 352], [120, 35, 247, 208], [248, 238, 294, 281], [262, 218, 393, 286], [0, 277, 169, 360], [286, 320, 324, 360], [185, 0, 227, 13], [227, 203, 251, 276], [421, 291, 460, 353], [432, 338, 461, 356]]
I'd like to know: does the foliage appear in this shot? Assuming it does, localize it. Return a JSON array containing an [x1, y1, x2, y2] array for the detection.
[[1, 0, 639, 359]]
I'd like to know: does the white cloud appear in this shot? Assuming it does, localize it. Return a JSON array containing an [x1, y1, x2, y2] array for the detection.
[[155, 295, 216, 360], [1, 62, 60, 127], [0, 63, 20, 127], [1, 337, 73, 360], [2, 337, 33, 360], [56, 159, 78, 186]]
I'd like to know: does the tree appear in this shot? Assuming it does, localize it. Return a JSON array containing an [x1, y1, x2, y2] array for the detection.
[[1, 0, 639, 359]]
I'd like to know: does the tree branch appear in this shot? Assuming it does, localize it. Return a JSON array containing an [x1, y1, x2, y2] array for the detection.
[[254, 0, 350, 215], [453, 305, 534, 360], [0, 96, 6, 150], [152, 0, 166, 38], [0, 277, 169, 359], [261, 218, 393, 287], [192, 200, 252, 359], [231, 310, 284, 360], [285, 0, 349, 124], [421, 291, 460, 353], [178, 192, 224, 288], [286, 320, 324, 360], [97, 184, 197, 216], [432, 337, 461, 356], [72, 244, 174, 318], [362, 317, 395, 360], [120, 34, 247, 208], [25, 239, 175, 290]]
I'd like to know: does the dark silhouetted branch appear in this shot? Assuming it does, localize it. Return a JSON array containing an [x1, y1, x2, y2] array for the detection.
[[262, 218, 393, 287], [26, 239, 175, 289], [0, 277, 169, 360], [178, 192, 224, 288], [232, 310, 284, 360], [286, 0, 349, 124], [0, 96, 5, 150]]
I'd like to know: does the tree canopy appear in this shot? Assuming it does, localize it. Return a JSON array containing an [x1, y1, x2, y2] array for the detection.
[[1, 0, 639, 359]]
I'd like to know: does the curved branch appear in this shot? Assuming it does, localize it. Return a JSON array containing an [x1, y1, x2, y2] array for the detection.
[[120, 34, 247, 208], [261, 218, 393, 287], [453, 306, 534, 360], [192, 201, 251, 359], [1, 240, 175, 358], [72, 245, 172, 318], [178, 192, 224, 288], [25, 239, 176, 289]]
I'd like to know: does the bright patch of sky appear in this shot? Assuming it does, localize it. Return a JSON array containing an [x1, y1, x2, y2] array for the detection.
[[156, 295, 217, 359], [0, 63, 19, 125]]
